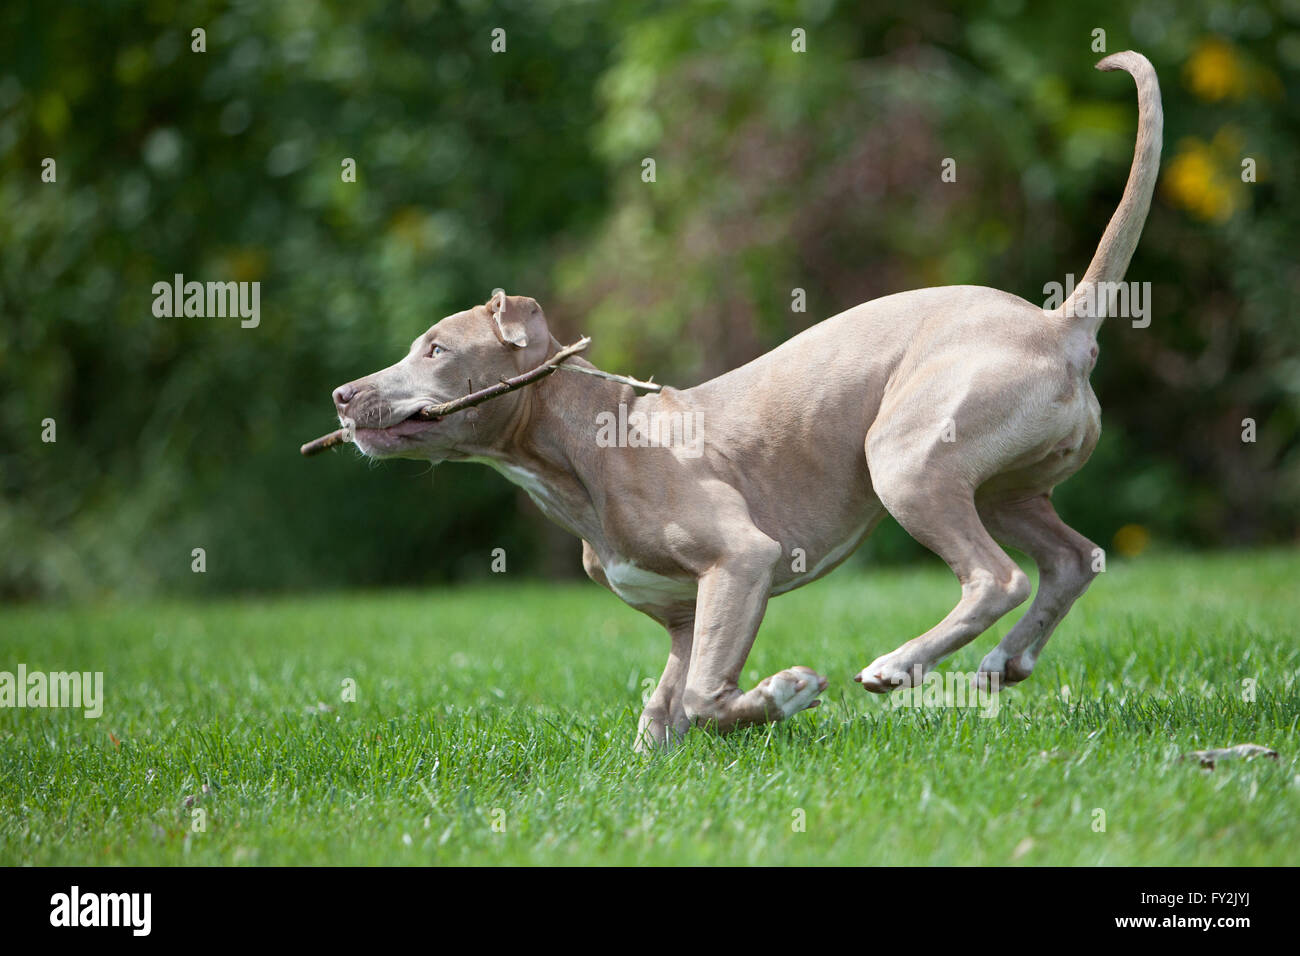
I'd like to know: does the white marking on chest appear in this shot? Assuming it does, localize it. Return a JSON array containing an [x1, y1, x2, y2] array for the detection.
[[603, 560, 696, 607], [469, 458, 562, 512]]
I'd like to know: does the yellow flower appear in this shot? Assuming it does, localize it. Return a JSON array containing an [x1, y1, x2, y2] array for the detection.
[[1112, 524, 1150, 559], [1163, 137, 1245, 223], [1185, 38, 1248, 101], [224, 249, 268, 283], [388, 207, 430, 252]]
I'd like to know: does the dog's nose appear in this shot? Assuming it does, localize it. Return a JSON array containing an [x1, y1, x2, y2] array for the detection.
[[333, 383, 357, 411]]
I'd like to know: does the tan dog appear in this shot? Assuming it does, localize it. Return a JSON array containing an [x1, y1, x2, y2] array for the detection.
[[329, 52, 1161, 750]]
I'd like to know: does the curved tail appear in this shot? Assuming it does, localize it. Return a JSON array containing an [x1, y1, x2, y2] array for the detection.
[[1054, 51, 1163, 331]]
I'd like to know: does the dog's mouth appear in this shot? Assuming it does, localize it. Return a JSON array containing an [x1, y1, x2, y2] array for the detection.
[[354, 407, 443, 440]]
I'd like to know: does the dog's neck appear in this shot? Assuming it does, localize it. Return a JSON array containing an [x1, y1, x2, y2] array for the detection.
[[456, 359, 635, 549]]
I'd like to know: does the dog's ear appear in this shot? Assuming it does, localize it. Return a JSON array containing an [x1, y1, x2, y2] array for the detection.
[[488, 290, 551, 367], [489, 289, 528, 348]]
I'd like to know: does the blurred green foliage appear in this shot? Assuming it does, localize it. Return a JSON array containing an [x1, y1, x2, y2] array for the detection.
[[2, 0, 1297, 599]]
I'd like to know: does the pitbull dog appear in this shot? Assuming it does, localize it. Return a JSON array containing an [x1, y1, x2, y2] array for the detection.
[[329, 52, 1161, 749]]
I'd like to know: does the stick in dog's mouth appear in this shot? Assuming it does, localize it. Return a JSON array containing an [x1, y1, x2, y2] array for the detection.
[[299, 426, 352, 457], [299, 336, 591, 457]]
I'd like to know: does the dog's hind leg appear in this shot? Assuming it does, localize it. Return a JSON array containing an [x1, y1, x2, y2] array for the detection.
[[974, 495, 1099, 687], [856, 474, 1031, 693]]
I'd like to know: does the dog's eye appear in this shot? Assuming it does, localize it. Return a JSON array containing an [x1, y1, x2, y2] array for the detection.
[[429, 344, 446, 357]]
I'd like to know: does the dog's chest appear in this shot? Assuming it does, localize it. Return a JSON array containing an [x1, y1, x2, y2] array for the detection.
[[484, 461, 559, 508], [602, 559, 697, 607], [472, 458, 588, 529]]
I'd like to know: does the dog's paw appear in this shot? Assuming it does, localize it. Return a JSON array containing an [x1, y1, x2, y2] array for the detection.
[[633, 710, 690, 753], [756, 666, 828, 720], [974, 648, 1034, 691], [855, 654, 924, 693]]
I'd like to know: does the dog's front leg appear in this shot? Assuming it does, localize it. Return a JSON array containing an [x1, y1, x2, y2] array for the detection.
[[634, 617, 694, 752], [681, 536, 828, 734]]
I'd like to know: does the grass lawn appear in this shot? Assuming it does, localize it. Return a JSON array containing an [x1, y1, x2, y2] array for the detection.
[[2, 550, 1297, 866]]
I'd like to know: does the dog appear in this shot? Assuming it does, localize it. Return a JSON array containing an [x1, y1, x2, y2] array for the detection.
[[328, 52, 1161, 750]]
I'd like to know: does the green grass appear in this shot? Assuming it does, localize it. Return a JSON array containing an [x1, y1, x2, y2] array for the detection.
[[2, 550, 1298, 865]]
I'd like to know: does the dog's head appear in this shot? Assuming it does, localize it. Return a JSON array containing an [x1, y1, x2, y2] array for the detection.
[[332, 290, 555, 462]]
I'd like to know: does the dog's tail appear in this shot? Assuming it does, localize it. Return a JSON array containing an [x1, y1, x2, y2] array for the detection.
[[1053, 51, 1162, 332]]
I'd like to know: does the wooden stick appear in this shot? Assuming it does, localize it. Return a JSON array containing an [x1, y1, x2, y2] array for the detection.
[[558, 362, 662, 392], [300, 336, 591, 457]]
